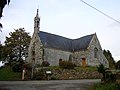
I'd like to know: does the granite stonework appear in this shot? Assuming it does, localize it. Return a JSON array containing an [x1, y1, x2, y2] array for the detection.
[[26, 32, 43, 65], [26, 10, 109, 68], [44, 48, 72, 66], [72, 34, 109, 67]]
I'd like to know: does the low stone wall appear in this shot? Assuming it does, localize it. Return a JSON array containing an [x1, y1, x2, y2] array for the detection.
[[50, 68, 102, 80]]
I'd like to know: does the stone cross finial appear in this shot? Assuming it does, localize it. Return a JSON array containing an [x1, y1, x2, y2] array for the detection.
[[36, 9, 39, 17]]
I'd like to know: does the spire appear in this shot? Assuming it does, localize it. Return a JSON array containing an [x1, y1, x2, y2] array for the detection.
[[36, 9, 39, 17], [34, 9, 40, 34]]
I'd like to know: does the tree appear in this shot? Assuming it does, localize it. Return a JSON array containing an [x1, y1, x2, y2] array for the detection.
[[4, 28, 31, 64], [0, 0, 10, 28], [103, 50, 116, 69], [0, 44, 9, 61]]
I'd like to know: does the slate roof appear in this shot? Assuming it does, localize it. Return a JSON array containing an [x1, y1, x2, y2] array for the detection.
[[39, 31, 94, 52]]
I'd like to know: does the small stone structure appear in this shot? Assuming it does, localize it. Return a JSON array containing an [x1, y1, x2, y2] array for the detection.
[[26, 9, 109, 68]]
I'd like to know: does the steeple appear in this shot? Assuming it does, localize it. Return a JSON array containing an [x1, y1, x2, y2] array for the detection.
[[36, 9, 39, 17], [34, 9, 40, 34]]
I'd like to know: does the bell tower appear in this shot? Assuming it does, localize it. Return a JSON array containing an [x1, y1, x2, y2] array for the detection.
[[34, 9, 40, 34]]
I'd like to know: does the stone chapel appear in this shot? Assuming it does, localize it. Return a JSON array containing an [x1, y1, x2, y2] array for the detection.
[[26, 9, 109, 68]]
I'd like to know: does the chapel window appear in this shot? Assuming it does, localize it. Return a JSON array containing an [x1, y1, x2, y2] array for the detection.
[[69, 55, 72, 61], [59, 59, 62, 62], [94, 47, 98, 58]]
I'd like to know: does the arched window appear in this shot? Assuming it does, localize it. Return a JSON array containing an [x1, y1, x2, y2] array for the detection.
[[69, 55, 73, 61], [94, 47, 98, 58]]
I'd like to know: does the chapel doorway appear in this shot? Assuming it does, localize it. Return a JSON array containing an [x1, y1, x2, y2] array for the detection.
[[82, 58, 86, 67]]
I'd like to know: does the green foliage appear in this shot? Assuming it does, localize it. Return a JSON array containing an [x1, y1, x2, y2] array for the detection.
[[0, 44, 9, 61], [97, 64, 116, 83], [51, 76, 59, 80], [75, 66, 97, 71], [12, 61, 24, 72], [0, 66, 21, 81], [89, 83, 120, 90], [105, 71, 116, 83], [97, 64, 105, 74], [12, 61, 32, 72], [97, 64, 106, 81], [42, 61, 50, 67], [59, 60, 76, 69], [4, 28, 31, 63], [33, 69, 46, 80], [103, 50, 116, 69]]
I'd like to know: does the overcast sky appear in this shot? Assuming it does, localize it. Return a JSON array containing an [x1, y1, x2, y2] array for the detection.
[[0, 0, 120, 61]]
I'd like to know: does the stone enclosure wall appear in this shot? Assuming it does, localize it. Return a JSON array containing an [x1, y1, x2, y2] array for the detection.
[[34, 67, 102, 80], [51, 68, 102, 80]]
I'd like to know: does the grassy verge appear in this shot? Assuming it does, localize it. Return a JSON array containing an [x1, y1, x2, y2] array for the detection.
[[89, 83, 120, 90], [44, 66, 97, 71], [0, 66, 21, 81], [75, 66, 97, 71]]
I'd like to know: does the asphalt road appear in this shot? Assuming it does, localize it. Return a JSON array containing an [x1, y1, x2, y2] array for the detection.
[[0, 79, 101, 90]]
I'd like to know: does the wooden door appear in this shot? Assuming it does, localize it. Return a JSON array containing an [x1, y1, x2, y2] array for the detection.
[[82, 58, 86, 67]]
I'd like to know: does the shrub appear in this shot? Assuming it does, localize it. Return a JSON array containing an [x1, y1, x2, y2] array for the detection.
[[97, 64, 106, 81], [42, 61, 50, 67], [105, 71, 116, 82], [51, 76, 59, 80], [33, 69, 46, 80], [12, 61, 32, 72], [12, 63, 23, 72], [97, 64, 116, 83], [59, 60, 76, 69]]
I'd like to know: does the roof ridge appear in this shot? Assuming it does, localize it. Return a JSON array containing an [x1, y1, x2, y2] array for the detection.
[[40, 31, 72, 40], [40, 31, 94, 40], [73, 33, 95, 40], [39, 31, 95, 51]]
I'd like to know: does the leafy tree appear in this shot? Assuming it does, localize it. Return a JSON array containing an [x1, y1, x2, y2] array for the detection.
[[4, 28, 31, 64], [0, 0, 10, 28], [0, 44, 9, 61], [103, 50, 116, 69]]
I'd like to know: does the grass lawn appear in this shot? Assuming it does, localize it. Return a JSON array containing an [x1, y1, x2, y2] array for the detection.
[[89, 82, 120, 90], [45, 66, 97, 71], [0, 66, 21, 81], [75, 66, 97, 71]]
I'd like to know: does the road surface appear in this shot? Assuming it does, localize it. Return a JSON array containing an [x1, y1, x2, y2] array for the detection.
[[0, 79, 101, 90]]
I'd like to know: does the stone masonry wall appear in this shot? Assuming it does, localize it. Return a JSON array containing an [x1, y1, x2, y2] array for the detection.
[[87, 34, 109, 68], [44, 48, 72, 66], [51, 68, 102, 80], [26, 32, 43, 65], [72, 34, 109, 68]]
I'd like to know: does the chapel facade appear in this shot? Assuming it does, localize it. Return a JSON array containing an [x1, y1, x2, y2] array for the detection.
[[26, 9, 109, 68]]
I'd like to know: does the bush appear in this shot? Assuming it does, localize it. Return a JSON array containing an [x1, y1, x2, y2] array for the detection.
[[59, 60, 76, 69], [12, 63, 23, 72], [33, 69, 46, 80], [97, 64, 116, 83], [51, 76, 59, 80], [42, 61, 50, 67], [12, 61, 32, 72], [105, 71, 116, 82], [97, 64, 106, 81]]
